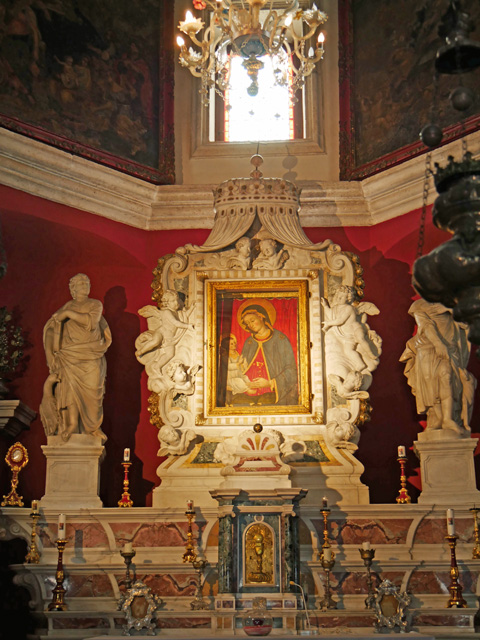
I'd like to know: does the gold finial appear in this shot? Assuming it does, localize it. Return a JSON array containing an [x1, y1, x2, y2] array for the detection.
[[253, 422, 263, 433], [250, 154, 264, 179]]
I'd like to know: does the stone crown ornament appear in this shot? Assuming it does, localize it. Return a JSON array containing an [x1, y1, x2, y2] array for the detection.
[[213, 155, 300, 212]]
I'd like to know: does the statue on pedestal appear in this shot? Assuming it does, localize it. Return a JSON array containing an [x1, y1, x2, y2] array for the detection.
[[40, 274, 111, 443], [401, 299, 476, 436]]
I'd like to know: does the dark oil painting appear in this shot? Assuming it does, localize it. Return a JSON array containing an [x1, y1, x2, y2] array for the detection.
[[0, 0, 174, 183], [339, 0, 480, 180]]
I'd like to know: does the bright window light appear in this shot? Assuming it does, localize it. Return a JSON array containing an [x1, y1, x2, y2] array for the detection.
[[224, 55, 294, 143]]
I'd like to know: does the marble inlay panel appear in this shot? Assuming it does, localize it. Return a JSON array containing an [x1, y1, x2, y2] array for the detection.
[[413, 614, 471, 627], [310, 614, 374, 628], [52, 617, 110, 630], [331, 519, 412, 545], [140, 573, 197, 596], [110, 522, 191, 547], [408, 570, 478, 594], [39, 522, 109, 548], [415, 518, 473, 544], [155, 617, 211, 628], [63, 574, 115, 598], [335, 571, 381, 595]]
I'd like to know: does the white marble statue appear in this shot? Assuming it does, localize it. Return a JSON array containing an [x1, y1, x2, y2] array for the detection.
[[135, 290, 194, 392], [322, 285, 382, 398], [158, 424, 196, 456], [252, 238, 289, 270], [39, 274, 111, 443], [400, 299, 476, 435]]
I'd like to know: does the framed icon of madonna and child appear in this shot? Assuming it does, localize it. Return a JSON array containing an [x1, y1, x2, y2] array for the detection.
[[206, 279, 311, 416]]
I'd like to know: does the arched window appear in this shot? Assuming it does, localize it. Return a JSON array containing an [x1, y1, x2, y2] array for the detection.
[[211, 55, 305, 143]]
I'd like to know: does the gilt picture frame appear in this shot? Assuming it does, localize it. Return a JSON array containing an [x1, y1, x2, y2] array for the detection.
[[206, 279, 311, 417]]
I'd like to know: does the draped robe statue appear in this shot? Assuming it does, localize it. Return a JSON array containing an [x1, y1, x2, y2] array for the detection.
[[40, 274, 111, 442]]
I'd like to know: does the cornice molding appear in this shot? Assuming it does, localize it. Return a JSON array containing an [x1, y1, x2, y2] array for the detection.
[[0, 127, 478, 229]]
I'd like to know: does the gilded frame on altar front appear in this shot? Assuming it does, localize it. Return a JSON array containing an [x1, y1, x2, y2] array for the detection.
[[206, 279, 311, 417]]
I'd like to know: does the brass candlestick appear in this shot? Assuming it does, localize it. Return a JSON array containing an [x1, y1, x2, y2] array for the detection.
[[470, 507, 480, 559], [118, 462, 133, 507], [320, 506, 331, 548], [47, 538, 68, 611], [1, 442, 28, 507], [183, 507, 197, 563], [445, 534, 467, 608], [319, 549, 337, 610], [120, 549, 136, 589], [396, 456, 411, 504], [25, 509, 41, 564], [191, 559, 209, 610], [359, 548, 376, 609]]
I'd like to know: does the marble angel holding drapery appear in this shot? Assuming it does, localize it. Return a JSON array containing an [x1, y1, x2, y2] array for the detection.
[[135, 290, 194, 393], [322, 285, 382, 400]]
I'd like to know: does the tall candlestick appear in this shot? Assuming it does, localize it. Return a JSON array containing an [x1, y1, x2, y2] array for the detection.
[[47, 538, 68, 611], [118, 460, 133, 507], [123, 448, 130, 462], [396, 455, 411, 504], [447, 509, 455, 536]]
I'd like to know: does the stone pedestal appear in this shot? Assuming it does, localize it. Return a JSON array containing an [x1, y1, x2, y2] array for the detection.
[[40, 434, 104, 509], [414, 430, 480, 504]]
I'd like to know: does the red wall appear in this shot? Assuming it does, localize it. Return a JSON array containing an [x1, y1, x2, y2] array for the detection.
[[1, 184, 479, 505]]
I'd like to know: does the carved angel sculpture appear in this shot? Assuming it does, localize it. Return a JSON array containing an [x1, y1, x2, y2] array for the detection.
[[322, 285, 382, 398], [158, 425, 196, 456], [252, 238, 289, 270], [135, 290, 194, 392]]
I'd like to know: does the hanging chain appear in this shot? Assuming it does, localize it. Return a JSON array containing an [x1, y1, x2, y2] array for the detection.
[[416, 152, 433, 259]]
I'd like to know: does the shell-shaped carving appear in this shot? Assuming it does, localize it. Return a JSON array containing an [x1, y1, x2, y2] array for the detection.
[[240, 433, 278, 452]]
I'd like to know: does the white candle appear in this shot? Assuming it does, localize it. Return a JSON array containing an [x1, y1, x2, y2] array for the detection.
[[446, 509, 455, 536], [398, 445, 406, 458], [187, 499, 194, 511], [123, 448, 130, 462], [323, 547, 332, 561], [322, 496, 328, 509], [123, 542, 133, 553], [58, 513, 66, 537], [31, 500, 39, 514], [362, 541, 371, 551]]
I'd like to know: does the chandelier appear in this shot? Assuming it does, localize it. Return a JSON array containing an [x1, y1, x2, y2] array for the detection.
[[176, 0, 327, 105]]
